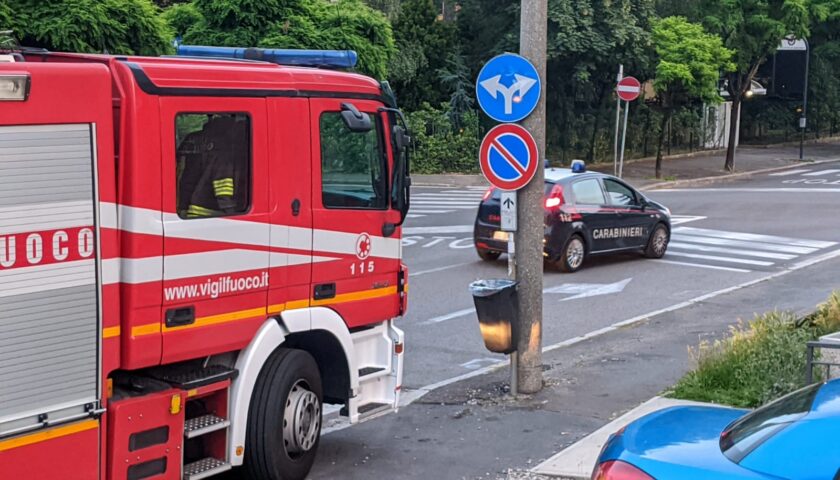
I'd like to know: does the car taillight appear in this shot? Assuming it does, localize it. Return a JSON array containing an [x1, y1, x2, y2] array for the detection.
[[591, 461, 654, 480], [544, 184, 564, 209], [482, 187, 495, 201]]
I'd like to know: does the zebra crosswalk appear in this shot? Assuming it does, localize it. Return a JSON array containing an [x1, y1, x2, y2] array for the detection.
[[769, 168, 840, 184], [408, 186, 487, 218], [660, 226, 837, 273]]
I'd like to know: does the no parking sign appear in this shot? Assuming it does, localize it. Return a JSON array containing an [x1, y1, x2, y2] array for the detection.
[[479, 124, 539, 191]]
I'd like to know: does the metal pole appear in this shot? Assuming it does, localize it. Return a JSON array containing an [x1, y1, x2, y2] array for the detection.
[[613, 65, 623, 176], [800, 38, 810, 161], [618, 101, 630, 178], [515, 0, 546, 394]]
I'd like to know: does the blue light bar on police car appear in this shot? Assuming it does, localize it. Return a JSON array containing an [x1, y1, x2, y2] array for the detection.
[[176, 45, 358, 69], [571, 159, 586, 173]]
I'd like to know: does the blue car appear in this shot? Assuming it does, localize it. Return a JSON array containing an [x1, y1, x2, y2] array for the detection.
[[593, 380, 840, 479]]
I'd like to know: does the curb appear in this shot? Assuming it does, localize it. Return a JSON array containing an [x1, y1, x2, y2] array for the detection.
[[639, 157, 840, 191]]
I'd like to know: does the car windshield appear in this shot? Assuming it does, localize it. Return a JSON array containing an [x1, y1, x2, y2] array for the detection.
[[720, 383, 821, 463]]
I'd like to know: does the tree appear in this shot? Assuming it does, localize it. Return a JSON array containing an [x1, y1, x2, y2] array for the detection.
[[168, 0, 395, 79], [651, 17, 734, 178], [7, 0, 171, 55], [437, 49, 475, 128], [700, 0, 813, 171], [390, 0, 456, 110]]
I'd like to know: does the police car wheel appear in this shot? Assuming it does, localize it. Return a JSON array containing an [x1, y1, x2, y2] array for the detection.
[[644, 224, 669, 259], [477, 248, 502, 262], [556, 235, 585, 273], [245, 348, 322, 480]]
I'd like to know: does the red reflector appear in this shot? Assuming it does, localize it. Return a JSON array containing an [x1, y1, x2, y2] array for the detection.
[[591, 461, 654, 480], [395, 343, 404, 354], [482, 187, 495, 201], [545, 184, 565, 210]]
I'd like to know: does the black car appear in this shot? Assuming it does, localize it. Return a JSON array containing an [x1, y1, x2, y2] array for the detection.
[[474, 163, 671, 272]]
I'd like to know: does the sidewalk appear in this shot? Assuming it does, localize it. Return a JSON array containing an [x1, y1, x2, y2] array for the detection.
[[412, 141, 840, 189], [309, 256, 840, 480]]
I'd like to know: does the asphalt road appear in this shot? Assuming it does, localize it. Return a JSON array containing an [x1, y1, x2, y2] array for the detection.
[[395, 162, 840, 389]]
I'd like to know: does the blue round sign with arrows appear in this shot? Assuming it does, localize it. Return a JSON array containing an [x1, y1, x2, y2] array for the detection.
[[476, 53, 542, 123]]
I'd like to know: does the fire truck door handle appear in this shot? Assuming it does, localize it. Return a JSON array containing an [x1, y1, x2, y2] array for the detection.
[[291, 199, 301, 216], [165, 306, 195, 328], [314, 283, 336, 301]]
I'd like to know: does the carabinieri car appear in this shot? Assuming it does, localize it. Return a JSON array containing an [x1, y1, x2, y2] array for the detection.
[[474, 161, 671, 272]]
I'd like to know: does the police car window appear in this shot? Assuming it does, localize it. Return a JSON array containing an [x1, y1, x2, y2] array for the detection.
[[320, 112, 387, 210], [571, 179, 606, 205], [603, 179, 637, 206], [175, 113, 251, 219]]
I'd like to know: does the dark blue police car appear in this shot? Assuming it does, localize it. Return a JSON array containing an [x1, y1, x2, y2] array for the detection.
[[473, 161, 671, 272]]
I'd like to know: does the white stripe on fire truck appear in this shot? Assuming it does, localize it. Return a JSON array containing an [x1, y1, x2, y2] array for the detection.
[[101, 251, 338, 285], [101, 203, 402, 260]]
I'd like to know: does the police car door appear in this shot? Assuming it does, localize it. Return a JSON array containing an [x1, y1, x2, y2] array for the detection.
[[603, 178, 650, 249], [569, 177, 617, 252], [310, 98, 402, 328]]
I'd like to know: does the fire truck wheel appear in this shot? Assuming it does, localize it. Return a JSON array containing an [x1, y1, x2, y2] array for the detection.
[[245, 348, 323, 480]]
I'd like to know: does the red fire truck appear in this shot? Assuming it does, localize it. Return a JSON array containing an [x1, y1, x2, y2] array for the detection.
[[0, 44, 411, 480]]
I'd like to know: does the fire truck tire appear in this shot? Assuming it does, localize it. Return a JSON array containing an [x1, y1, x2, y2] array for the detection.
[[244, 348, 323, 480]]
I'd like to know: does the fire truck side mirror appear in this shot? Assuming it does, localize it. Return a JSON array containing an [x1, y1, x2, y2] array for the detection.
[[340, 102, 373, 133]]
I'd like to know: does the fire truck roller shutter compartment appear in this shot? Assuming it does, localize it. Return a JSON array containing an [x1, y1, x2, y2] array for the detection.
[[0, 123, 101, 437]]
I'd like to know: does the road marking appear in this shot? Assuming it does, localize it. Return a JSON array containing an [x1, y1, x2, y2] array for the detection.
[[460, 358, 504, 370], [670, 215, 707, 225], [666, 251, 774, 266], [667, 241, 796, 260], [674, 226, 837, 249], [408, 209, 456, 214], [412, 201, 478, 206], [656, 188, 840, 193], [414, 192, 487, 198], [671, 234, 817, 255], [653, 259, 751, 273], [320, 248, 840, 435], [403, 225, 473, 235], [412, 262, 474, 277], [422, 236, 456, 248], [421, 307, 476, 325], [802, 169, 840, 176], [769, 169, 812, 176], [544, 278, 632, 301]]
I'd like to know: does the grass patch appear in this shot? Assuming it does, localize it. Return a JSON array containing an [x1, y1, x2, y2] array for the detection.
[[667, 292, 840, 408]]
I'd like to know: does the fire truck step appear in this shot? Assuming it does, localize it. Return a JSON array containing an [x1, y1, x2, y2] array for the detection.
[[358, 366, 386, 378], [183, 457, 231, 480], [357, 402, 390, 416], [184, 414, 230, 439], [146, 365, 237, 390]]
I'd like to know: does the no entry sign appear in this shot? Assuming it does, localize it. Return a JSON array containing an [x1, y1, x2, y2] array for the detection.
[[479, 124, 539, 191], [616, 76, 641, 102]]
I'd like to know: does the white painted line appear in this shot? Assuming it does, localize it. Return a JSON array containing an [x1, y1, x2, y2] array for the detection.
[[769, 168, 812, 176], [667, 242, 797, 260], [665, 251, 774, 266], [408, 209, 455, 214], [674, 226, 837, 249], [802, 169, 840, 176], [412, 262, 474, 277], [403, 225, 473, 235], [670, 215, 707, 225], [322, 248, 840, 436], [421, 307, 475, 325], [671, 234, 817, 255], [406, 214, 425, 218], [656, 188, 840, 193], [414, 193, 487, 198], [653, 259, 751, 273]]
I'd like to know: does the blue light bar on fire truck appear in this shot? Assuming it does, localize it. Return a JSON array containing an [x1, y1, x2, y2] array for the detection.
[[176, 45, 358, 69]]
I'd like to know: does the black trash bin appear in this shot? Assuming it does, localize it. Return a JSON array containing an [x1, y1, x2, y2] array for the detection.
[[469, 279, 519, 354]]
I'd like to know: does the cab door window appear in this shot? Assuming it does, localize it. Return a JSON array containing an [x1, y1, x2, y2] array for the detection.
[[175, 113, 251, 218], [571, 179, 606, 205], [603, 179, 638, 207], [320, 112, 387, 209]]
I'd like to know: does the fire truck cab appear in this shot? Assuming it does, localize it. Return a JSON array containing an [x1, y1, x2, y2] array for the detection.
[[0, 45, 410, 480]]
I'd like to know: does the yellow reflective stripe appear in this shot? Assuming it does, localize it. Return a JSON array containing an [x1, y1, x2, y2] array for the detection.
[[102, 326, 121, 339], [213, 178, 234, 187], [310, 286, 398, 307], [187, 205, 218, 217], [0, 420, 98, 452], [132, 323, 161, 337], [267, 298, 310, 315], [213, 179, 234, 196], [163, 307, 267, 332]]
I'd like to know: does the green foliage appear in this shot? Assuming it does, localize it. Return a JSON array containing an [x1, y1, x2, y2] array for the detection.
[[652, 17, 734, 105], [390, 0, 457, 110], [407, 103, 480, 173], [811, 291, 840, 335], [669, 311, 820, 408], [170, 0, 394, 78], [8, 0, 172, 55]]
